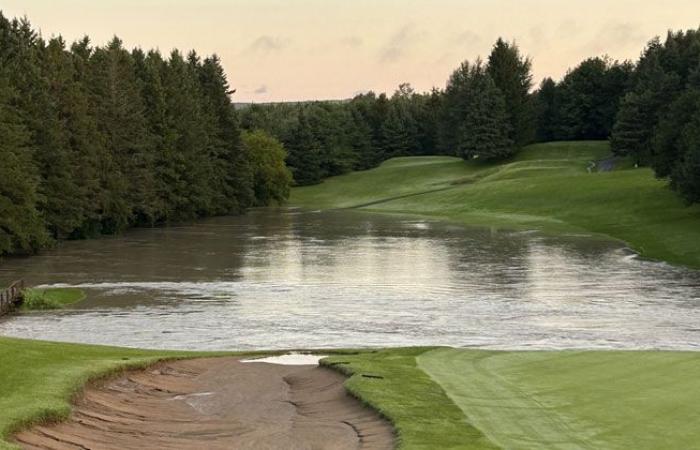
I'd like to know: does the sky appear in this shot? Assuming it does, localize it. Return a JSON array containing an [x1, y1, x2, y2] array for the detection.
[[3, 0, 700, 102]]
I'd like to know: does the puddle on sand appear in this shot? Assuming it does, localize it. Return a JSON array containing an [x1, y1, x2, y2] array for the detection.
[[241, 353, 328, 365]]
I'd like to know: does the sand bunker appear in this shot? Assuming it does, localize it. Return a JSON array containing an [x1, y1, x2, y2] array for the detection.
[[15, 358, 394, 449]]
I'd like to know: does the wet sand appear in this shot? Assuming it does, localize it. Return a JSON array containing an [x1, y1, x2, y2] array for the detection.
[[15, 358, 395, 450]]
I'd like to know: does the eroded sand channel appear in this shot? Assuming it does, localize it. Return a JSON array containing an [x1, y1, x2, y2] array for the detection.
[[14, 357, 395, 450]]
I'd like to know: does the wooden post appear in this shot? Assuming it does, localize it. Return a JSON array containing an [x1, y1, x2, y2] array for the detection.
[[0, 280, 25, 316]]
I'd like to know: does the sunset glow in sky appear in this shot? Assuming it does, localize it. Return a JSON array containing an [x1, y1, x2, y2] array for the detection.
[[4, 0, 700, 102]]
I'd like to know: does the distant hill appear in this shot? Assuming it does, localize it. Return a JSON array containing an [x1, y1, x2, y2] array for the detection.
[[232, 99, 350, 110]]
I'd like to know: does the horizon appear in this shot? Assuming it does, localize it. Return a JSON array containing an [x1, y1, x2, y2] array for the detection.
[[3, 0, 700, 102]]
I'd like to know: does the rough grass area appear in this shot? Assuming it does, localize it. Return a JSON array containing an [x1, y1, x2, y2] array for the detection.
[[292, 141, 700, 268], [324, 348, 700, 450], [0, 337, 230, 450], [20, 288, 86, 311], [322, 348, 498, 450]]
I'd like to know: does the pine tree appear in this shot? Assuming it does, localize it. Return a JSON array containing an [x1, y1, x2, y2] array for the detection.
[[197, 54, 255, 214], [487, 38, 535, 148], [88, 37, 156, 231], [610, 92, 653, 165], [672, 117, 700, 204], [39, 37, 98, 238], [557, 57, 632, 140], [286, 109, 323, 185], [380, 102, 413, 157], [68, 36, 108, 237], [0, 77, 48, 254], [534, 78, 561, 142], [439, 61, 472, 155], [457, 63, 514, 160], [612, 45, 680, 165]]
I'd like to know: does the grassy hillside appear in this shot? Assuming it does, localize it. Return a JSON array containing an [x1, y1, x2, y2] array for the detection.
[[292, 141, 700, 268], [325, 348, 700, 450]]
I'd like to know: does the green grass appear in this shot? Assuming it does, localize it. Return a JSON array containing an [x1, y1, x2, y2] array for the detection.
[[323, 349, 498, 450], [324, 348, 700, 450], [20, 288, 86, 310], [292, 141, 700, 268], [417, 348, 700, 450]]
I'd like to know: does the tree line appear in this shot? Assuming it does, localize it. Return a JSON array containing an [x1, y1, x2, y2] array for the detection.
[[241, 32, 700, 205], [0, 13, 291, 256], [1, 12, 698, 257], [610, 29, 700, 204]]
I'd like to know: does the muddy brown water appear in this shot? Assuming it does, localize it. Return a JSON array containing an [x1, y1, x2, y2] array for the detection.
[[0, 208, 699, 350]]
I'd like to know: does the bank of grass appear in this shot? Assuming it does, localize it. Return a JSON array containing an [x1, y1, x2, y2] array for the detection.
[[292, 141, 700, 268], [325, 348, 700, 450], [20, 288, 86, 310], [0, 337, 238, 450], [323, 348, 498, 450]]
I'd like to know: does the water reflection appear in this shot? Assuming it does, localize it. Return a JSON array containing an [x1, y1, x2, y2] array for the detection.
[[0, 209, 699, 350]]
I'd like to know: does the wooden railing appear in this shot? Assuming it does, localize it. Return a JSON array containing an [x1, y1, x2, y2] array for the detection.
[[0, 280, 24, 316]]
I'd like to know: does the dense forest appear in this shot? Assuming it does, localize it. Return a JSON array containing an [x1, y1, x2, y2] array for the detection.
[[241, 32, 700, 205], [2, 10, 699, 256], [0, 13, 290, 256]]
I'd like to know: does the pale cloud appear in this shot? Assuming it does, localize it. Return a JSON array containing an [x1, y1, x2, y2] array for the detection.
[[582, 22, 649, 56], [3, 0, 700, 102], [246, 35, 289, 54], [339, 36, 363, 48], [450, 30, 482, 48], [380, 24, 426, 63], [254, 84, 268, 94], [556, 19, 581, 37], [528, 26, 546, 46]]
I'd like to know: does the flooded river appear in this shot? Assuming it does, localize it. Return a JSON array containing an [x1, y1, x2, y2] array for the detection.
[[1, 209, 699, 350]]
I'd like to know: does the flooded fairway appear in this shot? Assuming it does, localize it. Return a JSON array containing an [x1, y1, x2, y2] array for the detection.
[[0, 209, 699, 350]]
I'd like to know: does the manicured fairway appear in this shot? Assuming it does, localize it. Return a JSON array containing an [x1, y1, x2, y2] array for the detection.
[[419, 348, 700, 450], [325, 348, 700, 450], [292, 141, 700, 268]]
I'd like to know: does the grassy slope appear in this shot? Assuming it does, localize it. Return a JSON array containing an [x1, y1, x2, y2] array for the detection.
[[0, 337, 224, 450], [417, 348, 700, 450], [292, 141, 700, 268]]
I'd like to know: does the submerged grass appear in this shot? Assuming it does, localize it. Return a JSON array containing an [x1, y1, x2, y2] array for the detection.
[[20, 288, 86, 311], [292, 141, 700, 268]]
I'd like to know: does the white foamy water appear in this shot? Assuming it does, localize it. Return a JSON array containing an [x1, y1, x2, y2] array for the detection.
[[241, 353, 328, 365]]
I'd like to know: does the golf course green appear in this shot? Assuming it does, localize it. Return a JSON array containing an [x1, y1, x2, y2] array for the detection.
[[292, 141, 700, 268], [2, 141, 700, 449]]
